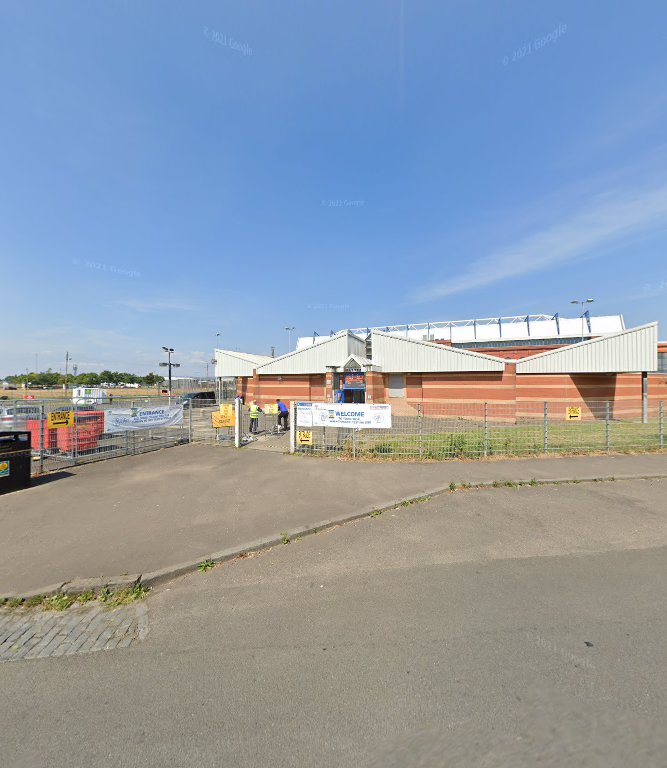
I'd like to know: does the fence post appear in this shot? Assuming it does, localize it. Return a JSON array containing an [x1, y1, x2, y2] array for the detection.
[[483, 402, 488, 457], [543, 402, 548, 454], [188, 404, 193, 443], [418, 402, 423, 458], [642, 372, 648, 424], [659, 401, 664, 449], [234, 397, 241, 448], [352, 428, 356, 460], [39, 400, 45, 474], [605, 400, 610, 452], [289, 401, 296, 454]]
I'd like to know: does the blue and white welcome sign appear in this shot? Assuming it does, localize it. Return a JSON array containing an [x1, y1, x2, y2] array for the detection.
[[297, 403, 391, 429]]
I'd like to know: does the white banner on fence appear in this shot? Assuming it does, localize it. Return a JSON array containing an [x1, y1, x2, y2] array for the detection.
[[104, 405, 183, 433], [297, 402, 392, 429]]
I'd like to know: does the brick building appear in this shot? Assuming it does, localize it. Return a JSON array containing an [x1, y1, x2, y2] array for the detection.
[[215, 315, 667, 417]]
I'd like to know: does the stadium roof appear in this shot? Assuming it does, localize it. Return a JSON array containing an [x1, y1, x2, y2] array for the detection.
[[296, 314, 625, 350]]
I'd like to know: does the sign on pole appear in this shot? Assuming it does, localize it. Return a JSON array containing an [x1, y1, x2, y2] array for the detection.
[[566, 407, 582, 421], [297, 430, 313, 446], [47, 411, 75, 429], [216, 404, 236, 427]]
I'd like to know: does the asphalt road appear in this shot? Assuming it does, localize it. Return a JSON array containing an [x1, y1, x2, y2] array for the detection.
[[1, 478, 666, 766], [2, 445, 666, 594]]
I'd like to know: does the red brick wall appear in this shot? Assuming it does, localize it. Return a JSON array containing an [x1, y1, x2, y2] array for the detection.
[[417, 368, 517, 404]]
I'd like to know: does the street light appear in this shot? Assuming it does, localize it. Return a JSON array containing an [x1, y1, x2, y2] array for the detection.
[[285, 326, 295, 353], [570, 299, 594, 342], [159, 346, 180, 396]]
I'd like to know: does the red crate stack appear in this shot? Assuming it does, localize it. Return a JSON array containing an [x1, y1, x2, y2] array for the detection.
[[24, 419, 57, 451]]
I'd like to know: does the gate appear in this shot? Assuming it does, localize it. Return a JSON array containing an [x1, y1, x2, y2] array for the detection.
[[239, 404, 291, 452]]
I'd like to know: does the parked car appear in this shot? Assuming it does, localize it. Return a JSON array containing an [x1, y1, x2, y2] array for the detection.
[[0, 404, 41, 428], [178, 391, 216, 408]]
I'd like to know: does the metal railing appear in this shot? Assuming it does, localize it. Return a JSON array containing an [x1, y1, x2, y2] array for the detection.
[[292, 400, 665, 461]]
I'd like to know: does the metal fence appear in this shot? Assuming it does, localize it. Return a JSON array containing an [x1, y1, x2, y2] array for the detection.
[[0, 397, 189, 475], [292, 400, 666, 460]]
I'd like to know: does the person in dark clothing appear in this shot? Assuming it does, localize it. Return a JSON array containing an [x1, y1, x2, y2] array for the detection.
[[276, 399, 289, 430]]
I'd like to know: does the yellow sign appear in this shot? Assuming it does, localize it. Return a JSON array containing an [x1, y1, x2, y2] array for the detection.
[[566, 407, 582, 421], [47, 411, 75, 429], [297, 430, 313, 446], [263, 403, 279, 415], [0, 461, 9, 478], [212, 410, 234, 429]]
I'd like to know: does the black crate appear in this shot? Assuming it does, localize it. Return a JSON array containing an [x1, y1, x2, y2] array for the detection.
[[0, 431, 32, 493]]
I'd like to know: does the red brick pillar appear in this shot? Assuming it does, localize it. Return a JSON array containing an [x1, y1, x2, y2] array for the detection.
[[325, 367, 336, 402], [250, 368, 261, 402], [365, 370, 384, 403]]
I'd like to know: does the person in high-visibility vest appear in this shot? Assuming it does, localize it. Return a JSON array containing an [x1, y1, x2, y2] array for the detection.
[[249, 400, 262, 434]]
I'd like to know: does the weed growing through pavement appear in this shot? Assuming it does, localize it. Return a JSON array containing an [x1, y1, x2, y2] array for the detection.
[[369, 510, 382, 518], [280, 532, 290, 545], [198, 559, 215, 572], [449, 481, 457, 492], [0, 584, 152, 613], [529, 478, 538, 486]]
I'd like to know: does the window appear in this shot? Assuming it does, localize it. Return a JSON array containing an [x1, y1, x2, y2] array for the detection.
[[658, 352, 667, 373]]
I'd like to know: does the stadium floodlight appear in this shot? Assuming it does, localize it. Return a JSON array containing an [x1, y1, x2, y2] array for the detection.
[[570, 299, 594, 341], [284, 326, 295, 352]]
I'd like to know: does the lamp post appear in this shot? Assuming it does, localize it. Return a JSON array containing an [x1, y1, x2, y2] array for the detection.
[[285, 326, 295, 353], [570, 299, 594, 342], [159, 347, 180, 401]]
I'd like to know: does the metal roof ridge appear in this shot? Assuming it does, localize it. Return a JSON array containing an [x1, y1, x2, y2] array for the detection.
[[514, 322, 658, 363], [216, 349, 273, 362], [255, 330, 350, 370]]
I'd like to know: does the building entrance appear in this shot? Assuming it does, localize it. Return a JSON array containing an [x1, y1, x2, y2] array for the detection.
[[335, 370, 366, 404]]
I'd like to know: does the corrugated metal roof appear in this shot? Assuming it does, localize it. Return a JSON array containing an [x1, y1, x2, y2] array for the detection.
[[256, 331, 366, 375], [370, 331, 506, 372], [215, 349, 274, 378], [515, 323, 658, 374]]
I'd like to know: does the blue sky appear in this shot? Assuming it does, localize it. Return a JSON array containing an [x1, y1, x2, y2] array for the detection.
[[2, 0, 667, 377]]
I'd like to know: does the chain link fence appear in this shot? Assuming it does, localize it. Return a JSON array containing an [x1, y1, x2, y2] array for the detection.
[[0, 396, 189, 475], [292, 400, 666, 460]]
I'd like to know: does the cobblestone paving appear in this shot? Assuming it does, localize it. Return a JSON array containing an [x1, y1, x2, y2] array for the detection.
[[0, 602, 148, 662]]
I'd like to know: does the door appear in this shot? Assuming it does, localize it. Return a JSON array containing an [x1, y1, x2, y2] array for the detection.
[[387, 374, 405, 398]]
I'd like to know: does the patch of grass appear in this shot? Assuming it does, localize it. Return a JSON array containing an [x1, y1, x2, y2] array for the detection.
[[7, 598, 23, 609], [338, 419, 664, 462], [280, 532, 290, 545], [368, 510, 382, 518], [504, 480, 517, 488], [198, 559, 215, 572], [77, 590, 95, 604], [449, 481, 457, 493], [399, 495, 432, 507], [44, 593, 75, 611], [529, 478, 538, 486], [492, 480, 502, 488], [103, 584, 148, 608], [23, 595, 45, 608], [99, 586, 112, 603]]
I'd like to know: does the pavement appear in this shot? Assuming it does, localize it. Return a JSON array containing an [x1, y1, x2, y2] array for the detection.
[[1, 445, 666, 595], [1, 478, 666, 766]]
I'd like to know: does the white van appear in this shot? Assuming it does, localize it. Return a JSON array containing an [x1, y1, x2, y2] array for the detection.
[[72, 387, 111, 406]]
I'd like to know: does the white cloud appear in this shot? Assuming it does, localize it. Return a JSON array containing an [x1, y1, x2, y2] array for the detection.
[[414, 183, 667, 302]]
